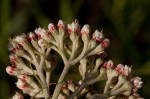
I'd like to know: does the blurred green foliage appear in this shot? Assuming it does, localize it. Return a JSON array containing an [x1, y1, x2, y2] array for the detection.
[[0, 0, 150, 98]]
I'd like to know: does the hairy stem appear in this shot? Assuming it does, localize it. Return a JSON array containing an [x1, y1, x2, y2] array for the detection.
[[52, 64, 70, 99], [104, 77, 112, 94], [29, 50, 50, 98], [70, 41, 88, 65]]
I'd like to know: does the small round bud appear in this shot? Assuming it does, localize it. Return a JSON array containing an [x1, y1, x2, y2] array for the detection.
[[81, 24, 90, 35], [28, 32, 36, 41], [14, 34, 31, 50], [16, 79, 29, 90], [67, 80, 75, 92], [92, 30, 104, 43], [14, 34, 27, 46], [67, 19, 80, 33], [57, 20, 66, 29], [18, 74, 29, 82], [38, 39, 50, 48], [122, 65, 132, 76], [101, 38, 110, 48], [6, 66, 15, 75], [131, 77, 143, 89], [115, 64, 124, 73], [12, 92, 24, 99], [48, 23, 56, 32], [103, 60, 114, 69]]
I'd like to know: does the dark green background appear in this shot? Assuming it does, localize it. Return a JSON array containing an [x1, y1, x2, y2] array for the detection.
[[0, 0, 150, 98]]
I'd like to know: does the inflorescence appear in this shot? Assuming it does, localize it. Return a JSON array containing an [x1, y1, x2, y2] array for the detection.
[[6, 20, 143, 99]]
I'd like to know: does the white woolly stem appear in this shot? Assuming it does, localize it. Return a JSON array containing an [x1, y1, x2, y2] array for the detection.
[[70, 41, 88, 66], [104, 77, 112, 94], [52, 63, 70, 99]]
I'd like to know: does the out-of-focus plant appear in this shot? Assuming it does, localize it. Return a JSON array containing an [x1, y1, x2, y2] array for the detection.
[[6, 20, 143, 99]]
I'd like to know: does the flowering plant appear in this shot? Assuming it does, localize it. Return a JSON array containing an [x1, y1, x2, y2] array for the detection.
[[6, 20, 143, 99]]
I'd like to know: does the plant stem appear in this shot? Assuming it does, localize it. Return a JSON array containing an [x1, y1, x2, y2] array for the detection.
[[52, 64, 70, 99], [104, 77, 112, 94]]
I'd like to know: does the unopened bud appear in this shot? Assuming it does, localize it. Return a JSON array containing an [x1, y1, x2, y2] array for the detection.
[[57, 20, 66, 29], [12, 92, 24, 99], [92, 30, 104, 43], [48, 23, 56, 33], [101, 38, 110, 48], [67, 20, 80, 33]]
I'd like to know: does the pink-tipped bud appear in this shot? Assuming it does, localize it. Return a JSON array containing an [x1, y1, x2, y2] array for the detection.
[[101, 38, 110, 48], [8, 40, 20, 52], [35, 27, 46, 39], [81, 24, 90, 35], [62, 84, 68, 90], [115, 64, 124, 73], [16, 79, 29, 90], [67, 80, 73, 84], [28, 32, 36, 41], [12, 92, 24, 99], [14, 34, 28, 46], [6, 66, 15, 75], [67, 19, 80, 33], [38, 39, 49, 48], [9, 54, 18, 62], [122, 65, 132, 76], [92, 30, 104, 42], [103, 60, 114, 69], [18, 74, 29, 82], [67, 80, 75, 92], [131, 77, 143, 89], [48, 23, 56, 32], [14, 34, 31, 50], [57, 20, 66, 29], [133, 92, 141, 98]]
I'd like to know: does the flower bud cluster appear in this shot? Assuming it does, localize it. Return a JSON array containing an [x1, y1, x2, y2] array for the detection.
[[102, 60, 143, 98], [6, 19, 143, 99], [58, 80, 95, 99]]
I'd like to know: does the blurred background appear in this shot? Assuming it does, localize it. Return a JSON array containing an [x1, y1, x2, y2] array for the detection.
[[0, 0, 150, 98]]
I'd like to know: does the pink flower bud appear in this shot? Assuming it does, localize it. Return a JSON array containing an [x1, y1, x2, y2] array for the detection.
[[6, 66, 25, 76], [57, 20, 66, 29], [62, 84, 68, 90], [81, 24, 90, 35], [28, 32, 36, 41], [6, 66, 15, 75], [14, 34, 28, 46], [67, 20, 80, 33], [16, 79, 29, 90], [35, 27, 46, 39], [9, 54, 18, 62], [67, 80, 73, 84], [115, 64, 124, 73], [48, 23, 56, 32], [18, 74, 29, 82], [92, 30, 104, 43], [131, 77, 143, 89], [8, 40, 20, 52], [122, 65, 132, 76], [67, 80, 75, 92], [14, 34, 31, 50], [101, 38, 110, 48], [38, 39, 49, 48], [12, 92, 24, 99], [9, 54, 23, 66], [103, 60, 114, 69]]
